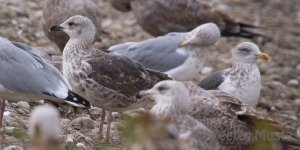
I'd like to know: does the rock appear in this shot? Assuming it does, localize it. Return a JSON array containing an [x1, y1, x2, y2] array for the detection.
[[58, 104, 75, 118], [16, 101, 30, 110], [65, 134, 75, 150], [76, 143, 87, 150], [69, 117, 95, 130], [201, 66, 213, 75], [297, 127, 300, 138], [293, 99, 300, 108], [4, 127, 15, 134], [3, 145, 23, 150], [88, 107, 102, 120], [287, 79, 299, 87]]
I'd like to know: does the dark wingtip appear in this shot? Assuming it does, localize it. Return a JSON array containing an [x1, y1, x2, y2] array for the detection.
[[221, 29, 264, 39], [66, 91, 91, 108]]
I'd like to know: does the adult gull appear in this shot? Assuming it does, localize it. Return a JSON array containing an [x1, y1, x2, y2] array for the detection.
[[108, 0, 261, 38], [108, 23, 221, 81], [138, 80, 221, 150], [0, 37, 91, 126], [198, 42, 271, 107], [49, 15, 171, 141]]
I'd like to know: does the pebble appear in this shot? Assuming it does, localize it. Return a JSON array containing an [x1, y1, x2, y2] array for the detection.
[[3, 145, 23, 150], [76, 143, 87, 150], [88, 107, 102, 120], [69, 117, 95, 130], [16, 101, 30, 110], [201, 66, 213, 75], [65, 134, 75, 150], [4, 127, 15, 134], [287, 79, 299, 87]]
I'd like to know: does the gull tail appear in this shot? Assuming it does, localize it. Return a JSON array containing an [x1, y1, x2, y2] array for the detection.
[[64, 91, 91, 108]]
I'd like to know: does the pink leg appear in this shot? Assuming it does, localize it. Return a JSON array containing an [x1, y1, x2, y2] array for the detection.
[[99, 109, 106, 140], [105, 111, 113, 142], [0, 100, 5, 127]]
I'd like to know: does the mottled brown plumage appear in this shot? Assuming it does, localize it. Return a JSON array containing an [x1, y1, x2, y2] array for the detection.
[[185, 82, 300, 150], [109, 0, 260, 38], [43, 0, 103, 52], [50, 15, 170, 141]]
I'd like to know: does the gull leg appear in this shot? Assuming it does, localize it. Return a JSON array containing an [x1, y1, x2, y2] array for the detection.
[[105, 111, 112, 142], [0, 100, 5, 127], [99, 109, 106, 140]]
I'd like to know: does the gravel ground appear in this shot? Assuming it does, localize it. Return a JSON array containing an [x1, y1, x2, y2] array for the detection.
[[0, 0, 299, 149]]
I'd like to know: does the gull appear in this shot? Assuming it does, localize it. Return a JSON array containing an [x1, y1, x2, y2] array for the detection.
[[108, 23, 221, 81], [108, 0, 261, 38], [138, 80, 221, 150], [0, 36, 91, 126], [29, 104, 60, 150], [42, 0, 104, 51], [198, 42, 271, 107], [49, 15, 171, 142], [184, 82, 300, 150]]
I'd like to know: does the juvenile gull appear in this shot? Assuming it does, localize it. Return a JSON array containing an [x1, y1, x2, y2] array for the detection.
[[138, 80, 220, 150], [43, 0, 103, 51], [0, 37, 91, 126], [108, 0, 261, 38], [108, 23, 221, 81], [198, 42, 271, 107], [184, 82, 300, 150], [49, 15, 171, 141], [29, 104, 60, 150]]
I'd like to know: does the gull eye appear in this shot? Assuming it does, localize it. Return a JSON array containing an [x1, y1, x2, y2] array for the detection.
[[68, 22, 75, 26], [239, 48, 250, 53], [158, 86, 168, 92]]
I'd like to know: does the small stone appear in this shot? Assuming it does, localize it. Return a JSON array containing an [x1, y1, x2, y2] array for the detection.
[[65, 134, 75, 150], [201, 66, 213, 75], [4, 127, 15, 134], [297, 127, 300, 138], [69, 117, 95, 130], [3, 145, 23, 150], [76, 143, 87, 150], [287, 79, 299, 87], [88, 107, 102, 120], [16, 101, 30, 110], [293, 99, 300, 107]]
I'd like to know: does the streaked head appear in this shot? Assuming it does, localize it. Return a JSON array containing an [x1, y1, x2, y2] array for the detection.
[[49, 15, 96, 42], [179, 23, 221, 47], [232, 42, 271, 64], [138, 80, 190, 113]]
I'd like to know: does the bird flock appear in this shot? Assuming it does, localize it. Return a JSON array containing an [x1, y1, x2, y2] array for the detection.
[[0, 0, 299, 149]]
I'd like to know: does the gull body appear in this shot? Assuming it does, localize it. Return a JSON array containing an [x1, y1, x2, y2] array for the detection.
[[108, 23, 221, 81], [198, 42, 271, 107]]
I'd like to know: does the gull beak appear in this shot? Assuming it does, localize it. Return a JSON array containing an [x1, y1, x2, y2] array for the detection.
[[136, 90, 153, 99], [49, 24, 64, 32], [179, 37, 194, 47], [256, 53, 271, 60]]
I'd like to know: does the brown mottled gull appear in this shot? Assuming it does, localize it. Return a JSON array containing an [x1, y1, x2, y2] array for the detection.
[[184, 82, 300, 150], [109, 0, 261, 38], [0, 36, 91, 126], [138, 80, 220, 150], [198, 42, 271, 107], [49, 15, 171, 141], [108, 23, 221, 81], [43, 0, 103, 51]]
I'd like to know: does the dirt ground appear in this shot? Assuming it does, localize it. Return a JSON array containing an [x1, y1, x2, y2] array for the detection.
[[0, 0, 299, 149]]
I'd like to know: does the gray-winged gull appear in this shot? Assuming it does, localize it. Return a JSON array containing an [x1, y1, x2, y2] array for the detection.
[[138, 80, 221, 150], [108, 0, 261, 38], [43, 0, 104, 51], [29, 104, 60, 150], [0, 36, 91, 126], [183, 82, 300, 149], [49, 15, 171, 141], [108, 23, 221, 81], [198, 42, 271, 107]]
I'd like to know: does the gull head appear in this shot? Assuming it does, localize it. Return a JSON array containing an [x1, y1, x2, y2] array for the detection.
[[49, 15, 96, 42], [138, 80, 190, 113], [179, 23, 221, 47], [232, 42, 271, 64]]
